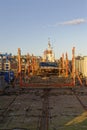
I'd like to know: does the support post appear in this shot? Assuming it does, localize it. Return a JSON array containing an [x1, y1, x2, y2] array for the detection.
[[72, 47, 75, 86]]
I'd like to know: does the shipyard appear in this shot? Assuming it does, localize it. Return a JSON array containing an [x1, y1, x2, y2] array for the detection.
[[0, 41, 87, 130], [0, 0, 87, 130]]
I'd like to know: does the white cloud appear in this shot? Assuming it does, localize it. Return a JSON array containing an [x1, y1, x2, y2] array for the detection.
[[50, 18, 87, 27], [59, 19, 87, 25]]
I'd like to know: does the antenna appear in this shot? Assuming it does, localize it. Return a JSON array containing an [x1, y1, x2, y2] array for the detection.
[[48, 37, 51, 50]]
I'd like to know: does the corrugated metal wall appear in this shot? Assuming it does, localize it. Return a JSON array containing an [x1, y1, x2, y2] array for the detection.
[[75, 56, 87, 77]]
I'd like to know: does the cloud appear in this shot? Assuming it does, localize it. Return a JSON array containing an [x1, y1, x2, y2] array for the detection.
[[49, 18, 87, 27], [59, 18, 87, 25]]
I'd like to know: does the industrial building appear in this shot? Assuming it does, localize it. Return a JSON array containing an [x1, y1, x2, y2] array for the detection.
[[75, 56, 87, 77]]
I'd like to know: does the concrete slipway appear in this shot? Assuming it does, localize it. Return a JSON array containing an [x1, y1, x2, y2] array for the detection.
[[0, 81, 87, 130]]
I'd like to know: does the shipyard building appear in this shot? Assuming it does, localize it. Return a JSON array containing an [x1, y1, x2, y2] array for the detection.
[[75, 56, 87, 77]]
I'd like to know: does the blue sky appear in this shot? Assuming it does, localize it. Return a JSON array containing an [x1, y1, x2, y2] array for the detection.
[[0, 0, 87, 59]]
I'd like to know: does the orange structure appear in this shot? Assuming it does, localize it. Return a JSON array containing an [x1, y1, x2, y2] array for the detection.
[[72, 47, 75, 86], [16, 47, 81, 88], [76, 70, 83, 86], [18, 48, 21, 75], [65, 52, 68, 77], [62, 53, 65, 75], [26, 53, 31, 76], [31, 54, 35, 75]]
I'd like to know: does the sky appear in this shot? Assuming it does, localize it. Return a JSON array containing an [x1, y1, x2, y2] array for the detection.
[[0, 0, 87, 59]]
